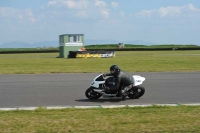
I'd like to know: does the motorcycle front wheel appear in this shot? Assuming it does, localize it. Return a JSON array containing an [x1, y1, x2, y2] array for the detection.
[[128, 85, 145, 99], [85, 87, 102, 100]]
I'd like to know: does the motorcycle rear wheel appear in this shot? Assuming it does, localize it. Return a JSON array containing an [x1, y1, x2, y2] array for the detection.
[[128, 85, 145, 99], [85, 87, 102, 100]]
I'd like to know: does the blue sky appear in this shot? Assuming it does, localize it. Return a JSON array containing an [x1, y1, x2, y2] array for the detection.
[[0, 0, 200, 45]]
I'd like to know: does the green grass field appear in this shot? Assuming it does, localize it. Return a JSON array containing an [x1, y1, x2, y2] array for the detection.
[[0, 50, 200, 132], [0, 50, 200, 74], [0, 106, 200, 133]]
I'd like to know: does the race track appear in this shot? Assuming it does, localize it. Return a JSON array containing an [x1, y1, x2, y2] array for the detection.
[[0, 72, 200, 108]]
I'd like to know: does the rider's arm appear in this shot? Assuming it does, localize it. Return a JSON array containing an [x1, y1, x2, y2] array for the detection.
[[103, 73, 112, 77]]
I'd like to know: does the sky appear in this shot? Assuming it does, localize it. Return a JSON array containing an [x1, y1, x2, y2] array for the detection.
[[0, 0, 200, 45]]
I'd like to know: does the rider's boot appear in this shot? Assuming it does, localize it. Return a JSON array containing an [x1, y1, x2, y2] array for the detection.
[[121, 86, 130, 100], [121, 89, 127, 100]]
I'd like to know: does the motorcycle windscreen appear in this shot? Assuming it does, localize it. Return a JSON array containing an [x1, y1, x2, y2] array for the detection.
[[95, 75, 105, 81]]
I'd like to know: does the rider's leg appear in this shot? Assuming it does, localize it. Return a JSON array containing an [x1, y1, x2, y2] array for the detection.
[[121, 84, 133, 100]]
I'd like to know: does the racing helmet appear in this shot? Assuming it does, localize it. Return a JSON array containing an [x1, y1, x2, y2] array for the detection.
[[110, 65, 120, 75]]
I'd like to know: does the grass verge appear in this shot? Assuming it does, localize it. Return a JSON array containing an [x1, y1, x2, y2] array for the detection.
[[0, 106, 200, 133]]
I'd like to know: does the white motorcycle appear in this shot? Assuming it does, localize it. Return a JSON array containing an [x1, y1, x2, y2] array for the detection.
[[85, 74, 145, 100]]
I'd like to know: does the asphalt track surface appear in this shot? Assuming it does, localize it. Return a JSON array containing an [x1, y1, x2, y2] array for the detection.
[[0, 72, 200, 108]]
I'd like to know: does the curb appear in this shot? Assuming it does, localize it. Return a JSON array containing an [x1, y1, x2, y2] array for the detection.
[[0, 103, 200, 111]]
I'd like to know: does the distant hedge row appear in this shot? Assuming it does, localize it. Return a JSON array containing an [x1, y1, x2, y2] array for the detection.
[[87, 47, 200, 51], [0, 49, 58, 54], [0, 47, 200, 54]]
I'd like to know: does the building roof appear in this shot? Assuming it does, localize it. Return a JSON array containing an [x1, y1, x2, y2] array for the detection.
[[60, 34, 84, 36]]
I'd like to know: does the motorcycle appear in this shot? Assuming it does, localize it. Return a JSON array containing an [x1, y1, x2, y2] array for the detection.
[[85, 74, 145, 100]]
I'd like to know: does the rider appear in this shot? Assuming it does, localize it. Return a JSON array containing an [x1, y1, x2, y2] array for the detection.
[[102, 65, 134, 100]]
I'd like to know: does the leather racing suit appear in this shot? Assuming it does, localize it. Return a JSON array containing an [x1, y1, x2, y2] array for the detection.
[[104, 69, 134, 94]]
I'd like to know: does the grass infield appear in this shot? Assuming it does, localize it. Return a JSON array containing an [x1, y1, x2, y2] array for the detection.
[[0, 50, 200, 74]]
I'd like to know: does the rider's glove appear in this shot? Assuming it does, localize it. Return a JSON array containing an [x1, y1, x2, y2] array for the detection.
[[102, 73, 106, 77]]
